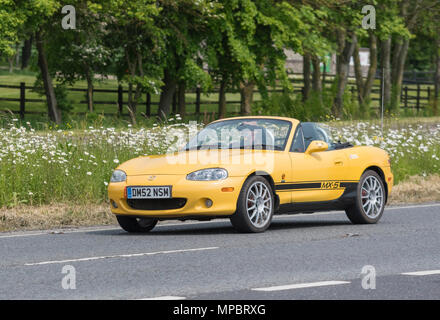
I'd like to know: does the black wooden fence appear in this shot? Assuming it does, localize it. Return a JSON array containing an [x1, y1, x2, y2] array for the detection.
[[0, 78, 435, 119], [291, 77, 434, 112], [0, 83, 246, 118]]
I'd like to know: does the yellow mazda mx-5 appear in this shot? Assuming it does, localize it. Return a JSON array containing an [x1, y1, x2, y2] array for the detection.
[[108, 116, 393, 233]]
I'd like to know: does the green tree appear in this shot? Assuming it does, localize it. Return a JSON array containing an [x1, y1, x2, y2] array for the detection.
[[285, 1, 332, 108], [46, 1, 111, 113], [206, 0, 323, 118], [102, 0, 162, 123], [353, 0, 407, 116], [389, 0, 440, 113], [412, 4, 440, 115], [204, 0, 262, 118], [155, 0, 213, 120], [25, 0, 63, 123], [0, 0, 24, 57], [326, 1, 363, 118]]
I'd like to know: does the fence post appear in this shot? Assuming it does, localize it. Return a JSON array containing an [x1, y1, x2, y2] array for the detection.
[[20, 82, 25, 119], [404, 86, 408, 109], [416, 84, 420, 112], [118, 85, 123, 116], [195, 86, 201, 117], [146, 93, 151, 117]]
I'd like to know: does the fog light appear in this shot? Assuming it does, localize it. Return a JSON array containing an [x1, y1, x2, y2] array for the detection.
[[205, 199, 213, 208], [111, 200, 118, 208]]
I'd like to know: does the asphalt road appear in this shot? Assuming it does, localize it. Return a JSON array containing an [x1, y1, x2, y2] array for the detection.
[[0, 203, 439, 300]]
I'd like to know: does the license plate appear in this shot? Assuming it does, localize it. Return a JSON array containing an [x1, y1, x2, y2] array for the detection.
[[127, 186, 172, 199]]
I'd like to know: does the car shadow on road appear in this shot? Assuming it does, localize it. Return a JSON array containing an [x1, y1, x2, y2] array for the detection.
[[87, 219, 352, 236], [270, 219, 352, 231]]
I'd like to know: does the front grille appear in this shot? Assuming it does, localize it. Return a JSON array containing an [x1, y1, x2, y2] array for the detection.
[[126, 198, 187, 210]]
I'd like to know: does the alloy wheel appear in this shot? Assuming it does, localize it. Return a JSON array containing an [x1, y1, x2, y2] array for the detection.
[[246, 181, 273, 228], [361, 176, 384, 219]]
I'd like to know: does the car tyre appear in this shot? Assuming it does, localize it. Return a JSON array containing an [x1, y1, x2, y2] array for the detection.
[[230, 176, 274, 233], [116, 216, 158, 233], [345, 170, 386, 224]]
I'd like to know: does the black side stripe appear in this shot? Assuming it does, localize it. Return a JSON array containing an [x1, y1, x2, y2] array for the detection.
[[276, 183, 321, 190], [275, 181, 358, 191]]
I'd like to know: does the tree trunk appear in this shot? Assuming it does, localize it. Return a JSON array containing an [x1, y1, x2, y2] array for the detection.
[[8, 56, 14, 73], [124, 48, 143, 124], [35, 31, 61, 124], [218, 77, 227, 119], [353, 41, 365, 108], [333, 31, 357, 117], [240, 81, 254, 115], [302, 53, 311, 102], [353, 34, 377, 117], [158, 70, 177, 120], [363, 33, 378, 102], [389, 0, 412, 114], [15, 43, 20, 68], [178, 82, 186, 118], [127, 82, 134, 113], [391, 41, 403, 83], [126, 82, 142, 125], [391, 1, 409, 86], [391, 38, 409, 113], [382, 37, 392, 111], [21, 36, 33, 69], [311, 55, 322, 106], [86, 71, 94, 113]]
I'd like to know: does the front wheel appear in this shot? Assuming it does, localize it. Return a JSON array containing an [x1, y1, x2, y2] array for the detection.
[[345, 170, 386, 224], [230, 176, 274, 233], [116, 216, 158, 233]]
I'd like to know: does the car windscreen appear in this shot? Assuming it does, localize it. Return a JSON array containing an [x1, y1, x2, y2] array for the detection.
[[184, 119, 292, 151]]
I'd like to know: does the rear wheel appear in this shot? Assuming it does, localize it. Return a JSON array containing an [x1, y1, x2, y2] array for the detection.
[[345, 170, 385, 224], [230, 176, 274, 233], [116, 216, 158, 233]]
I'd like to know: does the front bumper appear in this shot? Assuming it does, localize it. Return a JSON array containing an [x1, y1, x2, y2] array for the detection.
[[108, 174, 244, 218]]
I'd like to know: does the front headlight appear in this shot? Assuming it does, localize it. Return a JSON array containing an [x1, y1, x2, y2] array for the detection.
[[110, 169, 126, 182], [186, 168, 228, 181]]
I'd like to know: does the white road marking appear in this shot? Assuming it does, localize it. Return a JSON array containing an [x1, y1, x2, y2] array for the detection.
[[1, 203, 439, 239], [401, 270, 440, 276], [0, 227, 119, 239], [138, 296, 186, 300], [0, 221, 220, 239], [23, 247, 219, 266], [0, 232, 48, 239], [386, 203, 440, 210], [251, 280, 351, 292]]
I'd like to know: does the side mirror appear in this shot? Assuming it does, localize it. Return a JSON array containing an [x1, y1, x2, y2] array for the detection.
[[305, 140, 328, 154]]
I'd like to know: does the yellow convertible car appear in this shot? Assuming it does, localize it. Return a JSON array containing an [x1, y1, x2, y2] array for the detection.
[[108, 116, 393, 233]]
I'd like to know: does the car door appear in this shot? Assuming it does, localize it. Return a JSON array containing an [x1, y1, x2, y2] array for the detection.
[[288, 123, 349, 203]]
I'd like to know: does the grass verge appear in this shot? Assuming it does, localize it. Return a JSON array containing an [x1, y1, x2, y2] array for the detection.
[[388, 174, 440, 205], [0, 203, 115, 232]]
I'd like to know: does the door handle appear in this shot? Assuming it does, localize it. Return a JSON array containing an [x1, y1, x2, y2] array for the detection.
[[334, 160, 343, 166]]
